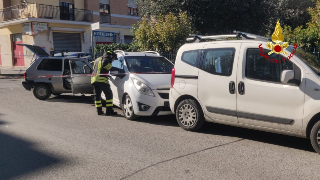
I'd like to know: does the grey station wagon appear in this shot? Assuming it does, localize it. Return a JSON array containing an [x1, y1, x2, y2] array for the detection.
[[22, 45, 94, 100]]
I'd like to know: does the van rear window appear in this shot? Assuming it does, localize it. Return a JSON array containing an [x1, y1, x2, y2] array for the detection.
[[182, 50, 199, 67]]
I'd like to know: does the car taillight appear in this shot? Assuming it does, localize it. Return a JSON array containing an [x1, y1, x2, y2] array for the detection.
[[24, 73, 26, 79], [171, 68, 175, 88]]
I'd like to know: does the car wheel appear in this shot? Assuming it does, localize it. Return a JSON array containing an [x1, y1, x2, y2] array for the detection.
[[33, 84, 52, 100], [176, 99, 205, 131], [122, 94, 138, 120], [310, 120, 320, 154]]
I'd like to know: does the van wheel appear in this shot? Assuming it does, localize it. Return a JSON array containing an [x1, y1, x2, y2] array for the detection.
[[176, 99, 205, 131], [122, 94, 138, 120], [33, 84, 51, 100], [310, 120, 320, 154]]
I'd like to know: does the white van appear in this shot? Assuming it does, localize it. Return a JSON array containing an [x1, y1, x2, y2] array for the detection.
[[169, 32, 320, 154]]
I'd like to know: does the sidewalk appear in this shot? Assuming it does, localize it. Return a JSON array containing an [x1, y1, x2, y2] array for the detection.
[[0, 67, 26, 77]]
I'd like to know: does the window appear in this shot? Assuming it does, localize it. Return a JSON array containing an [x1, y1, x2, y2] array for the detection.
[[246, 48, 301, 84], [60, 2, 74, 21], [128, 7, 138, 16], [181, 50, 199, 67], [125, 56, 173, 74], [128, 0, 138, 16], [37, 59, 62, 71], [100, 3, 110, 14], [70, 60, 92, 74], [112, 59, 124, 70], [201, 48, 235, 76]]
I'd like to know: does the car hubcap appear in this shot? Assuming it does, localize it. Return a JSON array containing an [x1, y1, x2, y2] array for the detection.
[[123, 97, 133, 117], [317, 129, 320, 146], [178, 104, 197, 127], [37, 87, 47, 97]]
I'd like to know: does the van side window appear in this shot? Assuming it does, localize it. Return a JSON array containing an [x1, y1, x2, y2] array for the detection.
[[37, 59, 62, 71], [246, 48, 301, 84], [201, 48, 235, 76], [181, 50, 199, 67]]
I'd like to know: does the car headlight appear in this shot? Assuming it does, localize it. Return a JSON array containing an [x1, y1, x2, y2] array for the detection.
[[132, 78, 155, 97]]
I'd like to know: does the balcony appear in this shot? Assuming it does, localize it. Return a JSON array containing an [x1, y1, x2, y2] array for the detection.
[[100, 14, 111, 24], [0, 3, 93, 23]]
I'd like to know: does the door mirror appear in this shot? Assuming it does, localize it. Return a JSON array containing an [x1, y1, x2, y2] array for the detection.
[[281, 70, 294, 84]]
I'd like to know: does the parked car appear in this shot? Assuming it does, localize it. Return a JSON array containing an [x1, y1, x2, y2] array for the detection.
[[22, 45, 173, 118], [110, 50, 174, 119], [21, 44, 96, 100], [170, 32, 320, 154]]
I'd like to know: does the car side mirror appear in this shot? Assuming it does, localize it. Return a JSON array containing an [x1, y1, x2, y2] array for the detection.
[[281, 70, 294, 84]]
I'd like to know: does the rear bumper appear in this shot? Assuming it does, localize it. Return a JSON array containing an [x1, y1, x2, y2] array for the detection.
[[22, 81, 34, 91]]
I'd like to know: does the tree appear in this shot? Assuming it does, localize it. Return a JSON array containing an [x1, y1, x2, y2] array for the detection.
[[137, 0, 313, 36], [132, 12, 192, 52], [284, 0, 320, 52]]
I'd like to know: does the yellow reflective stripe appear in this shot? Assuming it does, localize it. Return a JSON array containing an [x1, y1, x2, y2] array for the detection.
[[95, 104, 102, 107], [97, 60, 102, 76], [106, 104, 113, 107], [103, 63, 112, 70], [95, 101, 102, 104], [106, 99, 113, 103]]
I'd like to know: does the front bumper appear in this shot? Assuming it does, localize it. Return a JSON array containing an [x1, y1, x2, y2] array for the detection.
[[129, 89, 172, 116], [22, 81, 34, 91]]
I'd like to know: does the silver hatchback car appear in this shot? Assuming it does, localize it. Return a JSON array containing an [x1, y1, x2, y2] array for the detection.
[[22, 45, 95, 100]]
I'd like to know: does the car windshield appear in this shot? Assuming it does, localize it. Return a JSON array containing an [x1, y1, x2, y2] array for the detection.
[[125, 56, 174, 74], [287, 46, 320, 75]]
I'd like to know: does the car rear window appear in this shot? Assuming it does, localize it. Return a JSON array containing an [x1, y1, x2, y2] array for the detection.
[[37, 59, 62, 71]]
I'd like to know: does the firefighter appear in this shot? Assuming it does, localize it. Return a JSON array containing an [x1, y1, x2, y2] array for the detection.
[[91, 51, 118, 116]]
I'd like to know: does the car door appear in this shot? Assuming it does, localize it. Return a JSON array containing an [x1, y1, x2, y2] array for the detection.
[[197, 43, 241, 123], [108, 57, 126, 106], [236, 43, 305, 133], [69, 59, 94, 94]]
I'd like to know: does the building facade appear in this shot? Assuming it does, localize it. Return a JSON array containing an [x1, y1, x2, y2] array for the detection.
[[0, 0, 139, 67]]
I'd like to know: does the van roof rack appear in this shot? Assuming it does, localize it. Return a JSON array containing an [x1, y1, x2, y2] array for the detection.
[[187, 31, 271, 43], [143, 51, 161, 56]]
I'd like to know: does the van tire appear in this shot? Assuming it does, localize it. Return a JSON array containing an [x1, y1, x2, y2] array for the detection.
[[176, 99, 205, 131], [33, 84, 52, 100], [310, 120, 320, 154]]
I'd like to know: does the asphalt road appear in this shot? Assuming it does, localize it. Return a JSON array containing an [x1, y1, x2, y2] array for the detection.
[[1, 79, 320, 180]]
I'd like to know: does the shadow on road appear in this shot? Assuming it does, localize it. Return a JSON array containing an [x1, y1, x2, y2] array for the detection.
[[139, 115, 179, 127], [0, 114, 65, 179], [47, 95, 94, 105], [138, 115, 315, 153]]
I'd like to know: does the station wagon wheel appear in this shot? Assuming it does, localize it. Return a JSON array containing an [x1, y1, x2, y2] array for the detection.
[[310, 120, 320, 155], [33, 84, 52, 100], [176, 99, 205, 131], [122, 94, 137, 120]]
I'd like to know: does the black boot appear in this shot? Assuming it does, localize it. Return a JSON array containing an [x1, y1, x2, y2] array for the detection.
[[106, 107, 117, 116], [97, 107, 104, 115]]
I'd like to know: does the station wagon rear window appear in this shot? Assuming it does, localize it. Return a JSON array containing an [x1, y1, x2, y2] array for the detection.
[[37, 59, 62, 71]]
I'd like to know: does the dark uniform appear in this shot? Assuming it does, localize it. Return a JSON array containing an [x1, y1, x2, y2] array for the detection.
[[91, 51, 117, 116]]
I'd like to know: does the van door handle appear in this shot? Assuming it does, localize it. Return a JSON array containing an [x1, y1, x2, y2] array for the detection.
[[238, 81, 245, 95], [229, 81, 235, 94]]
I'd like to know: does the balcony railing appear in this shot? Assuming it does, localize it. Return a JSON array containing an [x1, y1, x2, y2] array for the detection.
[[100, 14, 111, 24], [0, 3, 93, 23]]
